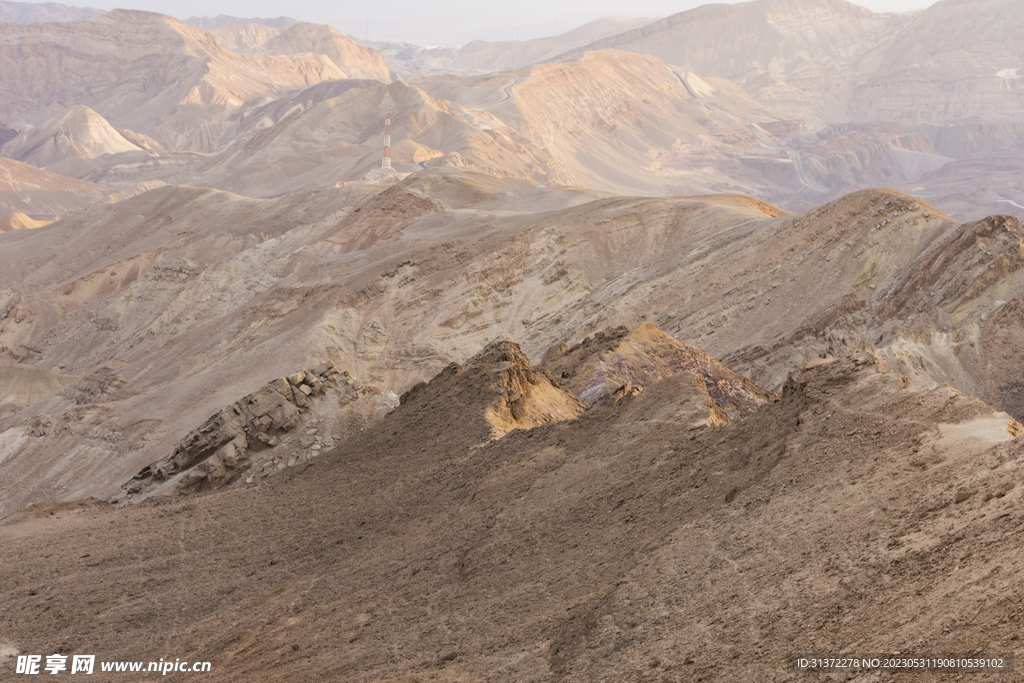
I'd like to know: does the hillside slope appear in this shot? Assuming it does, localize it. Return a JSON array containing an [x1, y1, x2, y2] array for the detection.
[[2, 173, 1024, 518], [1, 346, 1021, 680]]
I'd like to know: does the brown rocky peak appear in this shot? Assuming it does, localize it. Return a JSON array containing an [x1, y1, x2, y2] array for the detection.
[[474, 339, 588, 438], [401, 338, 587, 441], [542, 322, 778, 418]]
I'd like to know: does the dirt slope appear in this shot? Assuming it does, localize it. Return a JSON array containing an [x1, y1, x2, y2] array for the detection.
[[1, 346, 1021, 681]]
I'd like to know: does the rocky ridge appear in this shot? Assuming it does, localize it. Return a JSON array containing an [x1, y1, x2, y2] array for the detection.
[[5, 175, 1024, 516], [113, 362, 398, 503], [542, 322, 779, 416], [2, 343, 1023, 681]]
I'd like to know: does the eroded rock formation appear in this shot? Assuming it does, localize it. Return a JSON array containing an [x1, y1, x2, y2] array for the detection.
[[112, 362, 398, 501]]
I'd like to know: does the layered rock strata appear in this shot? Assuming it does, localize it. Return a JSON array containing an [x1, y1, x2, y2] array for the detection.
[[112, 363, 398, 501]]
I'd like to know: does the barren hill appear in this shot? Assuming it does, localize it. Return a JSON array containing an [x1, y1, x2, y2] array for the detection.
[[2, 172, 1024, 517], [247, 22, 390, 82], [0, 105, 149, 178], [2, 340, 1022, 680], [543, 0, 1024, 220], [564, 0, 906, 120], [0, 1, 102, 23], [848, 0, 1024, 125], [190, 49, 803, 199], [0, 10, 383, 152], [0, 157, 107, 217]]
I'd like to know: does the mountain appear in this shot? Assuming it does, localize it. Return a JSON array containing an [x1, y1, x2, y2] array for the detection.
[[2, 333, 1021, 680], [377, 16, 656, 79], [543, 0, 1024, 220], [248, 22, 391, 81], [848, 0, 1024, 125], [0, 10, 385, 153], [3, 4, 1024, 679], [564, 0, 907, 120], [0, 157, 107, 217], [3, 170, 1024, 517], [190, 50, 795, 199], [182, 14, 299, 30], [0, 105, 148, 176], [0, 1, 102, 23]]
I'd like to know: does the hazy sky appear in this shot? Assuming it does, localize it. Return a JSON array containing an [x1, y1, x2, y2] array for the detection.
[[62, 0, 939, 45]]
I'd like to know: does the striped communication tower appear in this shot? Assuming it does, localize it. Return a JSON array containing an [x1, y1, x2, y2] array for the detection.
[[381, 113, 392, 175]]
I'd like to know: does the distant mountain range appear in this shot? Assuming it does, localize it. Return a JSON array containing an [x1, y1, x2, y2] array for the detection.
[[0, 0, 102, 22], [182, 13, 298, 30]]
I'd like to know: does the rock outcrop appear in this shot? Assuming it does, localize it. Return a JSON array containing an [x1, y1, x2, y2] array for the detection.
[[112, 363, 398, 501], [400, 339, 587, 441], [472, 339, 588, 438], [542, 323, 778, 417]]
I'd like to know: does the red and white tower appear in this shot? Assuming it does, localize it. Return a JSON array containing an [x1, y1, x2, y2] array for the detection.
[[381, 113, 392, 175]]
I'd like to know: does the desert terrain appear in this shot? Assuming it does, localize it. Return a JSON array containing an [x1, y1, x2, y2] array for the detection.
[[2, 0, 1024, 680]]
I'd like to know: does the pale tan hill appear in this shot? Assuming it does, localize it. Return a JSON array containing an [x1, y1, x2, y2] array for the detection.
[[0, 105, 148, 177], [208, 22, 283, 51], [545, 0, 1024, 219], [0, 106, 188, 188], [187, 79, 506, 196], [564, 0, 906, 121], [417, 50, 801, 198], [0, 157, 107, 217], [0, 1, 102, 23], [250, 22, 391, 82], [0, 10, 363, 153], [193, 49, 804, 200], [382, 16, 655, 78], [4, 173, 1024, 518], [850, 0, 1024, 126], [2, 344, 1023, 680], [0, 211, 49, 231]]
